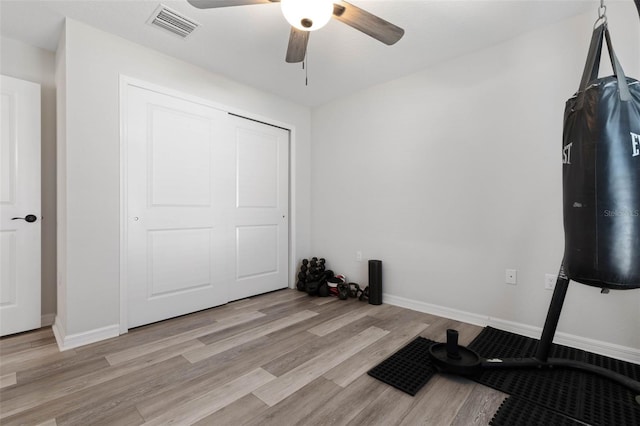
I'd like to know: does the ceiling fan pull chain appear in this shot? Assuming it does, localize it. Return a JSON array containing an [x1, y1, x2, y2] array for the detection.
[[303, 54, 308, 86]]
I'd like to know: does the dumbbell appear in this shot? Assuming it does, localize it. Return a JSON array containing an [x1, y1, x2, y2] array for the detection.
[[318, 281, 329, 297], [348, 283, 361, 298], [306, 280, 319, 296], [337, 282, 349, 300]]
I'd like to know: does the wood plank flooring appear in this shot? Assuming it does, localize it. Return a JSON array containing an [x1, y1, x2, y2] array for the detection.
[[0, 289, 506, 425]]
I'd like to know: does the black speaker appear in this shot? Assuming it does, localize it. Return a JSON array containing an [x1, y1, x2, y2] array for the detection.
[[368, 260, 382, 305]]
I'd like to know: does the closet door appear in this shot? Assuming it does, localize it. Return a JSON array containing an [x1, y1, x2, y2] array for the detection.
[[229, 115, 289, 301], [125, 85, 233, 328], [124, 83, 289, 328]]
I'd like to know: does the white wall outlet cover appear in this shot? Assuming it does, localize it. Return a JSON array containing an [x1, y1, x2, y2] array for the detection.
[[505, 269, 517, 285], [545, 274, 557, 290]]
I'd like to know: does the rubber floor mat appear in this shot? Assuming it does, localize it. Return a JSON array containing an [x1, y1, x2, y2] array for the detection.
[[367, 337, 437, 396], [469, 327, 640, 426], [368, 327, 640, 425], [489, 396, 586, 426]]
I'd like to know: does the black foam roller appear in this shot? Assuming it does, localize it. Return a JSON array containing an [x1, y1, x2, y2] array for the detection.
[[368, 260, 382, 305]]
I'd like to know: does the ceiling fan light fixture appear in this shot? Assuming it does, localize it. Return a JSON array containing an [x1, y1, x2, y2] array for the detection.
[[281, 0, 334, 31]]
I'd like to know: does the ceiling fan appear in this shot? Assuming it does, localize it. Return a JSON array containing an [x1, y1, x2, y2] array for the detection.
[[186, 0, 405, 63]]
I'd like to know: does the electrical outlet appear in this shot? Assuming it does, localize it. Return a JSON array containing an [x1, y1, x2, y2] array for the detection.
[[545, 274, 557, 290], [356, 251, 362, 262], [505, 269, 517, 285]]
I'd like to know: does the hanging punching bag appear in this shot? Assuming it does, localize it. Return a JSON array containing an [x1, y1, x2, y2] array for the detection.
[[562, 22, 640, 290]]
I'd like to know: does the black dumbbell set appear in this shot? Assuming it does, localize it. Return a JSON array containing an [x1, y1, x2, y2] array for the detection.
[[296, 257, 333, 296], [297, 258, 380, 304]]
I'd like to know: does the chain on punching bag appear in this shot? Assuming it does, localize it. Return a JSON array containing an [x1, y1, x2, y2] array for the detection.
[[562, 2, 640, 290]]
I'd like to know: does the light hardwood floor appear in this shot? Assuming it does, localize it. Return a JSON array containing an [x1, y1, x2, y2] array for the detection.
[[0, 289, 506, 425]]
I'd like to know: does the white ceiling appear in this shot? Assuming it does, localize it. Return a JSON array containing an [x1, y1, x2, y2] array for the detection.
[[0, 0, 596, 106]]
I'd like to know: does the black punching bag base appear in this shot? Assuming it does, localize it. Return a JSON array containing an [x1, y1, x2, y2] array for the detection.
[[429, 343, 481, 376]]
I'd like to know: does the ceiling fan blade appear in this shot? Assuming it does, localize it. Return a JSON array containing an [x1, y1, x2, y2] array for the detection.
[[332, 1, 404, 45], [187, 0, 279, 9], [285, 27, 309, 63]]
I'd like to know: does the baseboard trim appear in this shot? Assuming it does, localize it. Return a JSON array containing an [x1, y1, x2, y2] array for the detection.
[[487, 317, 640, 364], [52, 316, 119, 351], [382, 293, 488, 327], [41, 313, 55, 327], [51, 317, 66, 350], [383, 293, 640, 364]]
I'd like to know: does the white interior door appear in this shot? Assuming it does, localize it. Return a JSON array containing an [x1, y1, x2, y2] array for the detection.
[[125, 83, 290, 328], [125, 85, 233, 328], [229, 115, 289, 301], [0, 75, 41, 336]]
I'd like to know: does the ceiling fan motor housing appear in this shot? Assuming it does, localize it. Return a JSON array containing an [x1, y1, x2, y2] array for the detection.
[[281, 0, 333, 31]]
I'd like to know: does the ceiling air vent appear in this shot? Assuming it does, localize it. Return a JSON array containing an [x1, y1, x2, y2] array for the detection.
[[148, 4, 199, 38]]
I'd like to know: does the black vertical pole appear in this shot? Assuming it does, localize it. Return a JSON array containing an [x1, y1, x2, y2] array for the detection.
[[535, 262, 571, 362]]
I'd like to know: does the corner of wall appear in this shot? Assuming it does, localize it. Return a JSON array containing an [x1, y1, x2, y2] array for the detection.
[[52, 315, 119, 351], [55, 21, 68, 334]]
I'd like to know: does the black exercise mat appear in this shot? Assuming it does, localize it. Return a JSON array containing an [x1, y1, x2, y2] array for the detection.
[[490, 396, 586, 426], [469, 327, 640, 426], [367, 337, 437, 396], [368, 327, 640, 426]]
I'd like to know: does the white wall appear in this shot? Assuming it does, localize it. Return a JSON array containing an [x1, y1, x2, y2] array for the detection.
[[1, 36, 57, 324], [56, 19, 311, 341], [311, 5, 640, 355]]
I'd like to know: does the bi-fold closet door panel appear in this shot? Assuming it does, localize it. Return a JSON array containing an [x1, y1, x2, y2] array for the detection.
[[125, 84, 288, 329], [228, 115, 289, 302]]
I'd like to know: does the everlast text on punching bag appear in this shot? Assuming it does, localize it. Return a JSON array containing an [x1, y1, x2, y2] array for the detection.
[[562, 23, 640, 289]]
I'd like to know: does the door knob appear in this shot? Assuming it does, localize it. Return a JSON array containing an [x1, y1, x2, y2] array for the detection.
[[11, 214, 38, 223]]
